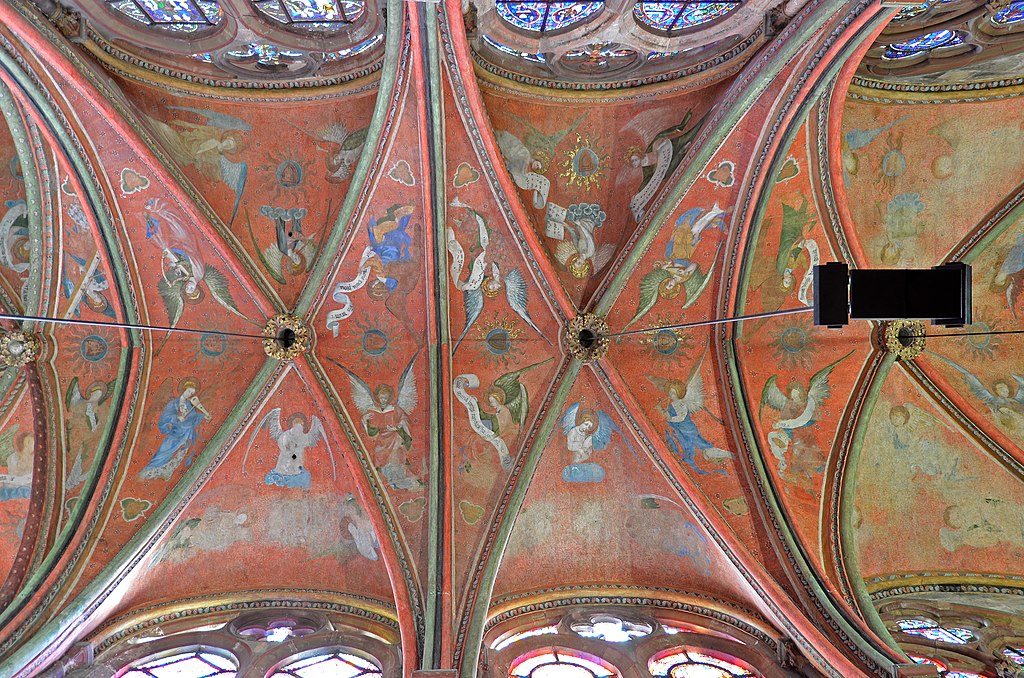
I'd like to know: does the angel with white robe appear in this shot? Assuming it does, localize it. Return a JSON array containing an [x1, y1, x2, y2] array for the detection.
[[759, 351, 852, 475], [65, 377, 114, 432], [560, 403, 636, 483], [650, 354, 731, 476], [243, 408, 335, 489], [340, 353, 422, 490], [935, 353, 1024, 434], [0, 426, 32, 501]]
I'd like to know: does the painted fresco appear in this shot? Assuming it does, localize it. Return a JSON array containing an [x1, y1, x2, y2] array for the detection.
[[479, 80, 729, 306], [443, 60, 563, 603], [733, 117, 873, 568], [310, 58, 433, 597], [491, 367, 753, 604], [115, 368, 395, 612], [0, 381, 38, 589], [854, 367, 1024, 577], [841, 97, 1024, 268], [0, 85, 31, 312], [117, 78, 378, 308]]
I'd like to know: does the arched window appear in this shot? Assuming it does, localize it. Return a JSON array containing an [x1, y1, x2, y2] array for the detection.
[[105, 0, 223, 32], [895, 619, 976, 644], [252, 0, 366, 34], [509, 649, 616, 677], [994, 2, 1024, 24], [891, 0, 955, 22], [490, 625, 559, 651], [648, 649, 755, 677], [121, 649, 237, 677], [882, 30, 966, 60], [323, 35, 385, 61], [569, 614, 652, 642], [908, 655, 985, 678], [482, 36, 546, 63], [495, 2, 604, 34], [270, 650, 383, 677], [632, 2, 736, 33], [1004, 646, 1024, 665]]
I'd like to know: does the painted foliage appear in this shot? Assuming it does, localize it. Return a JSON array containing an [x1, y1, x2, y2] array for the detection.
[[119, 78, 378, 307], [480, 81, 727, 304], [841, 97, 1024, 268], [116, 369, 394, 612]]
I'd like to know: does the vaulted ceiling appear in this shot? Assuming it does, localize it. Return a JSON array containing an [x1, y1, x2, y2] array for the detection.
[[0, 0, 1024, 676]]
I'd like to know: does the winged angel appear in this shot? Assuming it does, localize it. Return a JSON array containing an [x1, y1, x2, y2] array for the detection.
[[560, 403, 636, 483], [66, 377, 114, 432], [453, 359, 551, 469], [300, 122, 368, 183], [144, 199, 246, 329], [0, 425, 31, 500], [243, 408, 336, 490], [759, 351, 852, 475], [447, 199, 548, 350], [340, 354, 422, 490], [935, 353, 1024, 434], [649, 353, 731, 476]]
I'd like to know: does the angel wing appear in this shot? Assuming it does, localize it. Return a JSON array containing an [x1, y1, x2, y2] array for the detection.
[[759, 375, 788, 417], [307, 415, 337, 481], [504, 268, 549, 342], [168, 106, 251, 131], [338, 363, 376, 414], [454, 288, 484, 351], [682, 354, 707, 414], [0, 424, 19, 467], [493, 358, 553, 428], [1014, 374, 1024, 406], [623, 268, 670, 331], [776, 196, 813, 275], [681, 246, 721, 310], [310, 121, 352, 146], [561, 402, 581, 436], [806, 350, 854, 412], [66, 376, 85, 409], [593, 243, 616, 274], [396, 353, 418, 414], [157, 276, 185, 328], [593, 410, 636, 459], [218, 156, 247, 226], [934, 353, 1006, 411], [554, 239, 577, 267], [242, 407, 281, 476], [507, 112, 585, 156], [203, 266, 247, 320]]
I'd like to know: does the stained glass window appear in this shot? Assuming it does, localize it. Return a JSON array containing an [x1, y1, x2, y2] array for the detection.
[[896, 619, 976, 644], [570, 615, 652, 642], [270, 650, 382, 677], [1005, 647, 1024, 665], [482, 36, 546, 63], [882, 29, 965, 59], [649, 649, 754, 677], [323, 34, 385, 61], [122, 650, 237, 678], [495, 2, 604, 33], [994, 1, 1024, 24], [909, 656, 985, 678], [633, 2, 737, 32], [227, 43, 306, 68], [252, 0, 366, 33], [490, 625, 559, 651], [106, 0, 223, 32], [892, 0, 954, 22], [510, 650, 615, 677]]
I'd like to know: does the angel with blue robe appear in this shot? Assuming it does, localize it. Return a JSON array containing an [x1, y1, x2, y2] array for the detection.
[[649, 353, 731, 476], [560, 403, 636, 483], [139, 379, 211, 481]]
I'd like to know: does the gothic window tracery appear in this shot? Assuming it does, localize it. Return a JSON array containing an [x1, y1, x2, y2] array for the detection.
[[994, 1, 1024, 24], [882, 29, 966, 59], [648, 649, 755, 678], [632, 2, 736, 33], [908, 655, 986, 678], [495, 1, 604, 34], [251, 0, 367, 34], [509, 649, 617, 677], [896, 618, 977, 644], [121, 649, 238, 677], [1005, 646, 1024, 665], [105, 0, 223, 32], [269, 650, 383, 677]]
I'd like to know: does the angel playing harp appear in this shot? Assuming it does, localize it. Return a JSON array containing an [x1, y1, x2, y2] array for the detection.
[[242, 408, 336, 490], [338, 353, 422, 491], [649, 353, 731, 476]]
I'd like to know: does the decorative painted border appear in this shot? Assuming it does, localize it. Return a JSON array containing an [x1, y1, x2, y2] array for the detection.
[[92, 593, 399, 655], [471, 27, 762, 92]]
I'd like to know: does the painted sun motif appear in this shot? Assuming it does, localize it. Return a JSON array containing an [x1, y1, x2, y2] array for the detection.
[[345, 314, 404, 368], [769, 316, 818, 369], [256, 150, 315, 203], [560, 133, 609, 192], [61, 325, 120, 379], [960, 318, 1001, 359], [475, 312, 523, 368], [635, 316, 694, 364]]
